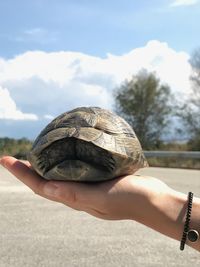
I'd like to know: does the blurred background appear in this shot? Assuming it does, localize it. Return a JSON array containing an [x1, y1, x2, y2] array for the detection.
[[0, 0, 199, 168]]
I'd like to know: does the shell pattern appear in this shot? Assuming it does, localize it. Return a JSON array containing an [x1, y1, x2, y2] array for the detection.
[[28, 107, 148, 182]]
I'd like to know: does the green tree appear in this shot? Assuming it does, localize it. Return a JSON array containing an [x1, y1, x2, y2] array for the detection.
[[179, 48, 200, 150], [114, 70, 172, 150]]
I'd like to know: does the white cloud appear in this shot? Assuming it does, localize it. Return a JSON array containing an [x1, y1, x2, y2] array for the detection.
[[0, 86, 38, 120], [0, 40, 191, 93], [0, 40, 193, 137], [170, 0, 199, 7]]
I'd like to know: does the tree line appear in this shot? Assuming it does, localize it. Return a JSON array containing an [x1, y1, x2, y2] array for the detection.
[[0, 138, 32, 159]]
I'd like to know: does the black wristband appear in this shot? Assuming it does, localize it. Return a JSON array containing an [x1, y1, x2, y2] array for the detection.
[[180, 192, 193, 251]]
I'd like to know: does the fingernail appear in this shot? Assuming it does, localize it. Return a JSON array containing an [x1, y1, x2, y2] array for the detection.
[[43, 182, 59, 197]]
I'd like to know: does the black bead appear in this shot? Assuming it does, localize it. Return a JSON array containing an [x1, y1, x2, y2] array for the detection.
[[187, 230, 199, 242]]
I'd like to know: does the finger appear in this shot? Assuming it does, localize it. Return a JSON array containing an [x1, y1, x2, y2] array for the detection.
[[0, 156, 78, 204], [0, 156, 108, 217], [0, 156, 46, 194], [21, 160, 32, 168]]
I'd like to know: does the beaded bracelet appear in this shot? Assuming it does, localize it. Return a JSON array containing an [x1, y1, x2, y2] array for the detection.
[[180, 192, 199, 251]]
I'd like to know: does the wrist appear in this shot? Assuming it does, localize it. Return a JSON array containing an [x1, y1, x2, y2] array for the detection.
[[131, 182, 200, 252], [129, 179, 186, 239], [128, 176, 174, 224]]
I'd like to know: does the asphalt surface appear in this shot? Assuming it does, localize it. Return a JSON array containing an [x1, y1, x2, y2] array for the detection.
[[0, 166, 200, 267]]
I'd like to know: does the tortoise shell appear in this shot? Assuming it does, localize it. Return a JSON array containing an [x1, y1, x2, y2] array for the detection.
[[28, 107, 148, 182]]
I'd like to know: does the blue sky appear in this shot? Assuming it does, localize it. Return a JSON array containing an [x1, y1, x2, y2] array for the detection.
[[0, 0, 199, 58], [0, 0, 200, 139]]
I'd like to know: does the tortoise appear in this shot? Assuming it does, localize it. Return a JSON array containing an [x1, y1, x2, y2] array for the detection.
[[28, 107, 148, 182]]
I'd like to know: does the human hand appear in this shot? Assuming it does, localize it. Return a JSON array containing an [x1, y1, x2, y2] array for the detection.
[[0, 156, 171, 222]]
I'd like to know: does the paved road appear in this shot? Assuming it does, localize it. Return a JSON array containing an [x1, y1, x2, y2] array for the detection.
[[0, 166, 200, 267]]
